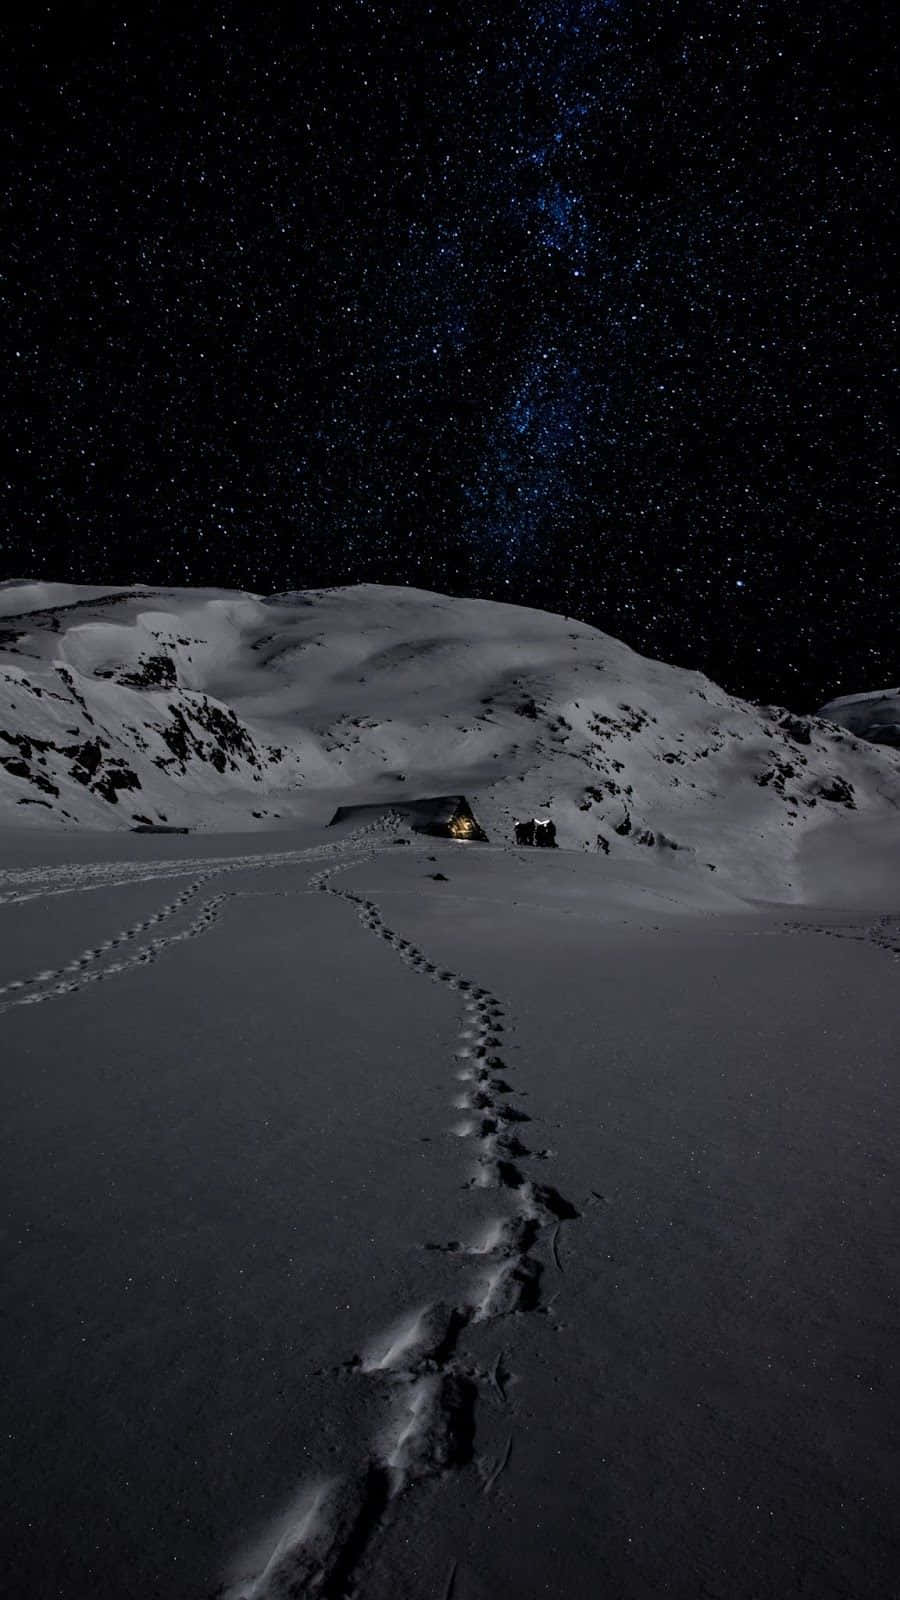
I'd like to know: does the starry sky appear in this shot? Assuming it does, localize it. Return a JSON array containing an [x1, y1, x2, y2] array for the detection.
[[3, 2, 896, 709]]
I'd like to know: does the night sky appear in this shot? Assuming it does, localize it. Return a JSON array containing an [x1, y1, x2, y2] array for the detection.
[[3, 2, 896, 709]]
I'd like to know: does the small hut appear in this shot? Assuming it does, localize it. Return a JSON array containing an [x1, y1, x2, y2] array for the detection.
[[329, 794, 488, 842], [514, 816, 557, 847]]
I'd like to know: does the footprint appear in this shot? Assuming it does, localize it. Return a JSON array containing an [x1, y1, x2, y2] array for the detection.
[[529, 1182, 581, 1222], [496, 1161, 526, 1190], [495, 1133, 531, 1159], [464, 1218, 509, 1257], [358, 1307, 437, 1374], [474, 1257, 542, 1320], [289, 851, 587, 1599], [383, 1369, 477, 1483]]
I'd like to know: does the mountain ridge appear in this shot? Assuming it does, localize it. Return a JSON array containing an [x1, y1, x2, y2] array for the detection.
[[1, 582, 897, 897]]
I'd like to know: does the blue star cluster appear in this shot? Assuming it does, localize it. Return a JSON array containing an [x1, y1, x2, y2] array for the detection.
[[2, 1, 896, 706]]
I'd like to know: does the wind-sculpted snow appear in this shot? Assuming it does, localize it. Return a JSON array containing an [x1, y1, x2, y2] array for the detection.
[[219, 851, 581, 1599], [3, 583, 899, 897]]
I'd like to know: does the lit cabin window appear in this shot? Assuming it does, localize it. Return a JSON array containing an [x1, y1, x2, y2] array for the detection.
[[449, 813, 477, 838]]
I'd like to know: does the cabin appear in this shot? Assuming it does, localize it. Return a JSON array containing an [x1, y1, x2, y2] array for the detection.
[[329, 794, 488, 842], [514, 816, 557, 847]]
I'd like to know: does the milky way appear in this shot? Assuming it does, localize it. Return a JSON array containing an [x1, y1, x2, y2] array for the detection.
[[3, 2, 896, 707]]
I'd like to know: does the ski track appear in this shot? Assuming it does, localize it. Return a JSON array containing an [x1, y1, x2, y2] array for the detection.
[[220, 852, 581, 1600]]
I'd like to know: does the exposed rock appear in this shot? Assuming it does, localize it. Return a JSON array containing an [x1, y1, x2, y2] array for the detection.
[[92, 765, 141, 804], [116, 654, 177, 689], [816, 776, 855, 808]]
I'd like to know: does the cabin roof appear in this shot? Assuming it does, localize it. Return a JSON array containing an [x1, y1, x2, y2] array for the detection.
[[329, 794, 481, 829]]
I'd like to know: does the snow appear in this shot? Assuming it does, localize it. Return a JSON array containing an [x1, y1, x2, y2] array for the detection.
[[1, 587, 898, 1597], [818, 685, 900, 748], [1, 819, 898, 1599], [0, 579, 144, 618], [2, 582, 899, 902]]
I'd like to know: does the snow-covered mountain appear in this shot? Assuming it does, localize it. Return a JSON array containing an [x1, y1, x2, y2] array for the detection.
[[1, 581, 898, 894], [818, 685, 900, 749]]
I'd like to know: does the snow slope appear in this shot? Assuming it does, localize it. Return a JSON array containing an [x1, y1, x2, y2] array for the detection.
[[1, 828, 897, 1599], [818, 685, 900, 749], [2, 582, 898, 897]]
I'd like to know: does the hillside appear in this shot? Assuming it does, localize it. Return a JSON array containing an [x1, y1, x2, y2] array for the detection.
[[2, 585, 898, 1599], [1, 581, 897, 896], [818, 685, 900, 749]]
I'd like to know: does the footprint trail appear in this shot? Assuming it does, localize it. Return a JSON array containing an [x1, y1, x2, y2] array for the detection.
[[783, 911, 900, 958], [0, 829, 384, 1015], [222, 853, 581, 1598]]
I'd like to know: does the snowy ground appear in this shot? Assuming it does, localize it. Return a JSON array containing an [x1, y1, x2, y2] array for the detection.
[[4, 582, 899, 907], [2, 819, 898, 1600]]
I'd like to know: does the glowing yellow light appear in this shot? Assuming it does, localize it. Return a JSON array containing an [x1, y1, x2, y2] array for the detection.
[[449, 814, 475, 838]]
